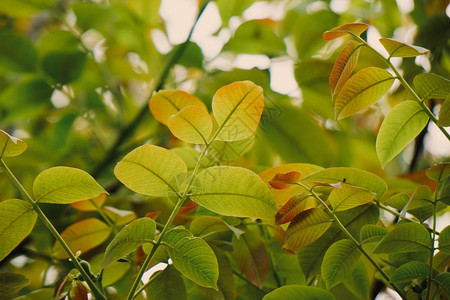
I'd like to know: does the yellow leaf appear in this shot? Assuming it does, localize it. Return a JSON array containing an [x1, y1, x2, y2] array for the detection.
[[167, 105, 213, 144]]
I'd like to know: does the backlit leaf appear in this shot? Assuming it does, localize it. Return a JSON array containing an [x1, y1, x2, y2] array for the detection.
[[70, 194, 106, 211], [191, 166, 277, 219], [323, 23, 369, 41], [284, 208, 333, 251], [330, 40, 363, 95], [0, 130, 27, 158], [438, 226, 450, 255], [374, 222, 431, 254], [212, 81, 264, 141], [438, 94, 450, 126], [414, 73, 450, 101], [149, 90, 206, 125], [162, 228, 218, 289], [329, 184, 376, 212], [275, 193, 311, 225], [379, 38, 429, 58], [167, 105, 213, 144], [146, 265, 187, 300], [53, 218, 111, 259], [390, 261, 429, 284], [335, 67, 394, 120], [0, 199, 37, 261], [376, 101, 429, 167], [263, 285, 335, 300], [114, 145, 187, 197], [0, 31, 38, 73], [33, 167, 107, 204], [360, 224, 387, 244], [0, 273, 30, 300], [101, 217, 156, 268], [268, 171, 302, 190]]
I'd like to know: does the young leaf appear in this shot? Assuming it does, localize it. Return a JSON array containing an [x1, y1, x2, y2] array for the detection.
[[275, 193, 311, 225], [167, 105, 213, 144], [329, 40, 363, 95], [390, 261, 429, 284], [284, 208, 333, 251], [360, 224, 387, 244], [438, 94, 450, 126], [52, 218, 112, 259], [70, 194, 106, 211], [114, 145, 187, 197], [162, 228, 219, 289], [101, 217, 156, 268], [232, 231, 268, 288], [0, 130, 27, 158], [268, 171, 302, 190], [323, 23, 369, 41], [0, 199, 37, 261], [379, 38, 429, 58], [191, 166, 277, 219], [414, 73, 450, 101], [329, 184, 376, 212], [438, 225, 450, 255], [335, 67, 394, 120], [263, 285, 335, 300], [149, 90, 207, 125], [146, 266, 187, 300], [321, 239, 361, 289], [374, 222, 431, 254], [212, 81, 264, 141], [0, 273, 30, 300], [33, 167, 107, 204], [376, 101, 429, 167]]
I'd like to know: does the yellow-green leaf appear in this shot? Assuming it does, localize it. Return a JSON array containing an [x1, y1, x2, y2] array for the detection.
[[426, 162, 450, 182], [0, 130, 27, 158], [114, 145, 187, 197], [167, 105, 213, 144], [414, 73, 450, 101], [390, 261, 429, 284], [212, 81, 264, 141], [335, 67, 394, 120], [52, 218, 111, 259], [374, 222, 431, 254], [70, 194, 106, 211], [330, 40, 363, 95], [33, 167, 107, 204], [376, 101, 429, 167], [379, 38, 430, 58], [263, 286, 335, 300], [438, 94, 450, 126], [323, 23, 369, 41], [0, 199, 37, 261], [360, 224, 387, 244], [329, 184, 376, 212]]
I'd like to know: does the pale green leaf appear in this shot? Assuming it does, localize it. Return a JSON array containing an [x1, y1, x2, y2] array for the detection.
[[101, 217, 156, 268], [330, 40, 363, 95], [414, 73, 450, 101], [390, 261, 429, 284], [0, 199, 37, 261], [379, 38, 429, 58], [329, 184, 376, 212], [191, 166, 276, 219], [323, 23, 369, 41], [0, 130, 27, 158], [33, 167, 107, 204], [376, 101, 429, 167], [263, 285, 335, 300], [162, 228, 218, 289], [438, 226, 450, 255], [438, 94, 450, 126], [374, 223, 431, 254], [0, 272, 30, 300], [146, 265, 187, 300], [360, 224, 387, 244], [167, 105, 213, 144]]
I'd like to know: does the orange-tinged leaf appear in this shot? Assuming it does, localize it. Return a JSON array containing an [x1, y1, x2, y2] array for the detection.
[[269, 171, 302, 189], [329, 184, 376, 212], [70, 193, 107, 211], [330, 40, 363, 95], [379, 38, 429, 58], [167, 105, 213, 144], [335, 67, 394, 120], [53, 218, 111, 259], [145, 211, 161, 219], [323, 23, 369, 41], [275, 193, 311, 224], [212, 81, 264, 141], [149, 90, 206, 125]]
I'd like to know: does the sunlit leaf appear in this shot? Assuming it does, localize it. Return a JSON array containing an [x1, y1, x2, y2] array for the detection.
[[329, 184, 376, 212], [0, 199, 37, 261], [146, 265, 187, 300], [70, 194, 106, 211], [438, 94, 450, 126], [268, 171, 302, 190], [263, 285, 335, 300], [0, 130, 27, 158], [426, 163, 450, 182], [114, 145, 187, 197], [335, 67, 394, 120], [414, 73, 450, 101], [0, 31, 38, 73], [321, 239, 361, 289], [0, 273, 30, 300], [323, 23, 369, 41], [53, 218, 111, 259], [101, 217, 156, 268], [379, 38, 429, 58], [162, 228, 218, 289], [438, 226, 450, 255], [212, 81, 264, 141], [191, 166, 277, 219], [33, 167, 107, 204], [167, 105, 213, 144], [374, 222, 431, 254], [360, 224, 387, 244], [330, 40, 363, 95], [390, 261, 429, 284], [275, 193, 311, 225], [284, 208, 333, 251], [376, 101, 429, 167]]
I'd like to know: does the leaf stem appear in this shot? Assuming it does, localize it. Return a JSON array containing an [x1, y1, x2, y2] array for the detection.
[[425, 193, 438, 299], [0, 159, 106, 300]]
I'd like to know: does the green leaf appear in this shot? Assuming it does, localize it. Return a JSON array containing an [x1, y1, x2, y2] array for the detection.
[[146, 265, 187, 300], [385, 193, 410, 210], [329, 184, 376, 212], [407, 185, 443, 222], [101, 217, 156, 268], [162, 228, 218, 289], [360, 224, 387, 244], [434, 272, 450, 295], [329, 41, 363, 95], [0, 130, 27, 158], [52, 218, 112, 259], [438, 226, 450, 255], [374, 222, 431, 254], [379, 38, 429, 57], [344, 263, 370, 300], [114, 145, 187, 197], [426, 162, 450, 182], [212, 81, 264, 141], [0, 31, 38, 73], [33, 166, 107, 204], [191, 166, 276, 219], [14, 288, 54, 300], [189, 216, 244, 239], [41, 51, 87, 84], [323, 23, 369, 41], [0, 272, 30, 300], [438, 94, 450, 126], [321, 239, 361, 289], [390, 261, 429, 284], [167, 105, 213, 144], [376, 101, 429, 166], [414, 73, 450, 101], [263, 285, 335, 300], [284, 208, 333, 251], [232, 230, 268, 288], [0, 199, 37, 261]]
